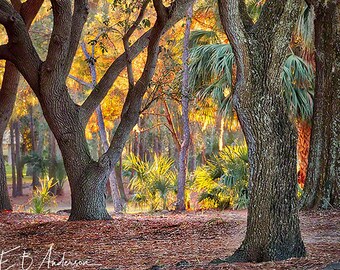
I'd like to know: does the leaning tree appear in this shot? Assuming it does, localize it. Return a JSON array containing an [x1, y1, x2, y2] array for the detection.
[[217, 0, 306, 262], [0, 0, 194, 220], [0, 0, 43, 211]]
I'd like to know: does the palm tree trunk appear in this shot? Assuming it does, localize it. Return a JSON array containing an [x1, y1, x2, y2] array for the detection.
[[296, 119, 311, 187], [301, 1, 340, 209]]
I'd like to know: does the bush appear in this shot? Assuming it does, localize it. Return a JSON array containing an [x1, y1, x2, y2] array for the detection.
[[30, 177, 57, 214], [124, 154, 176, 211], [194, 145, 249, 210]]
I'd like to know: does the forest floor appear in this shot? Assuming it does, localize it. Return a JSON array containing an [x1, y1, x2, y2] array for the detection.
[[0, 210, 339, 270]]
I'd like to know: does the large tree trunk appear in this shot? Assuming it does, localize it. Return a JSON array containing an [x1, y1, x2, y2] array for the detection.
[[0, 0, 194, 220], [218, 0, 305, 262], [68, 162, 112, 221], [176, 2, 194, 211], [14, 121, 23, 196], [301, 1, 340, 209]]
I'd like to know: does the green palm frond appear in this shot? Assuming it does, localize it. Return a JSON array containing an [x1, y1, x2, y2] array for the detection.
[[189, 43, 234, 99], [124, 154, 176, 210], [194, 145, 249, 210], [189, 30, 221, 48], [282, 54, 314, 119], [189, 42, 314, 119], [296, 3, 314, 52]]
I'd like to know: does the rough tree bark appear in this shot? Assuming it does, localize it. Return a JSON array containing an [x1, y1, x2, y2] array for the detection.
[[176, 1, 195, 211], [79, 40, 124, 213], [218, 0, 306, 262], [301, 0, 340, 209], [0, 0, 194, 220]]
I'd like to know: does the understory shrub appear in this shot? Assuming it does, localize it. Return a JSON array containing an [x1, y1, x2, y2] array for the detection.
[[30, 177, 57, 214], [124, 154, 177, 211], [194, 145, 249, 210]]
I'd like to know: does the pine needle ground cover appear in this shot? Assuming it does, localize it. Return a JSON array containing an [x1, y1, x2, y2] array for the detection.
[[0, 210, 339, 269]]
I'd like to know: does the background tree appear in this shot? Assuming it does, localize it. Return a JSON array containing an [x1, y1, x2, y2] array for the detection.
[[176, 1, 195, 211], [301, 0, 340, 209], [0, 0, 194, 220], [0, 0, 43, 211], [217, 0, 306, 262]]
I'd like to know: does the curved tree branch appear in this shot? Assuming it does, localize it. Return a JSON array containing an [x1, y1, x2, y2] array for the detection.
[[81, 0, 196, 122], [0, 0, 42, 93], [65, 0, 89, 75]]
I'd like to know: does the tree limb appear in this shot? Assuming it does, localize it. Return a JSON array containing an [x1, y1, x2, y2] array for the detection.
[[0, 45, 14, 62], [45, 0, 72, 75], [239, 0, 254, 30], [254, 0, 291, 35], [218, 0, 250, 82], [123, 0, 151, 90], [81, 0, 196, 121], [0, 0, 42, 93], [65, 0, 89, 75], [20, 0, 44, 27]]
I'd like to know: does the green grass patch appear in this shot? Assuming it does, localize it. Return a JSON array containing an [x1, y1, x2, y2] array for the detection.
[[6, 164, 32, 185]]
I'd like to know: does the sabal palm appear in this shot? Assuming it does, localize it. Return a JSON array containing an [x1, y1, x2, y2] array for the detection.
[[124, 154, 176, 210], [189, 2, 315, 186]]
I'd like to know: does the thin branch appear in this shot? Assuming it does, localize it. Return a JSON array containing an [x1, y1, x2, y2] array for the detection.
[[153, 0, 168, 22], [65, 0, 89, 75], [239, 0, 254, 30], [123, 0, 150, 90], [81, 0, 196, 121], [20, 0, 44, 27], [68, 74, 92, 88]]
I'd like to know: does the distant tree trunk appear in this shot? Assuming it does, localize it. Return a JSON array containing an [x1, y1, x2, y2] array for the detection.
[[14, 121, 23, 196], [0, 0, 43, 212], [216, 114, 225, 151], [10, 123, 17, 198], [49, 130, 57, 194], [176, 2, 195, 211], [301, 1, 340, 209], [96, 106, 124, 213], [29, 106, 39, 189], [296, 119, 311, 187], [0, 62, 20, 210], [218, 0, 305, 262], [115, 156, 127, 202], [0, 147, 12, 211]]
